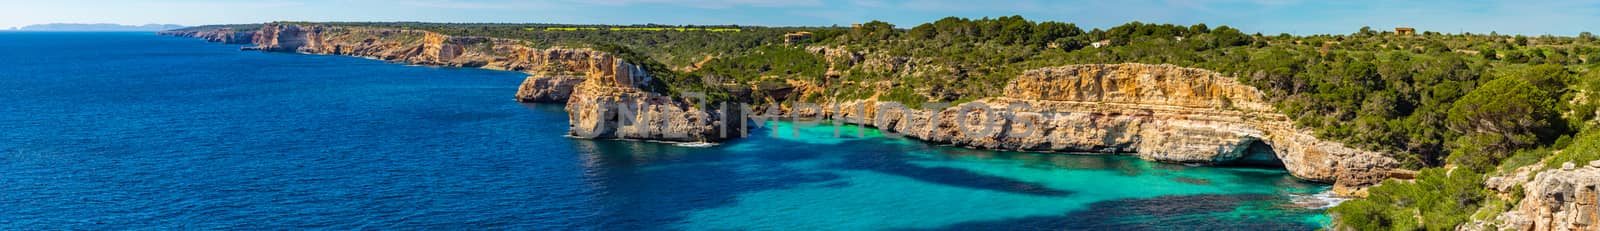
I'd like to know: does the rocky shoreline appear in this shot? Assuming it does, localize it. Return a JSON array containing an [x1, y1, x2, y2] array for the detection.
[[156, 28, 254, 44], [812, 64, 1398, 193], [161, 23, 1397, 194]]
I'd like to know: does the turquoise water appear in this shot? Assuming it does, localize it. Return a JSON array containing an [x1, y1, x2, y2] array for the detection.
[[667, 123, 1331, 230], [0, 32, 1330, 230]]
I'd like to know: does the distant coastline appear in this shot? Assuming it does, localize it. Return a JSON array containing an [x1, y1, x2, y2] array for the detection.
[[8, 23, 183, 32]]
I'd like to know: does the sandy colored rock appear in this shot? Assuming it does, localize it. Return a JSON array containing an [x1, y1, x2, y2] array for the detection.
[[563, 63, 735, 142], [179, 23, 663, 103], [1494, 164, 1600, 231], [823, 64, 1397, 190], [247, 23, 633, 77], [158, 28, 255, 44], [174, 23, 721, 141], [516, 75, 584, 103], [174, 25, 1401, 192]]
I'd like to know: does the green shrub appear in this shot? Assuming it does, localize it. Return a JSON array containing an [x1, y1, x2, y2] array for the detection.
[[1546, 131, 1600, 169], [1445, 78, 1560, 171], [1330, 168, 1488, 231], [1497, 148, 1550, 174]]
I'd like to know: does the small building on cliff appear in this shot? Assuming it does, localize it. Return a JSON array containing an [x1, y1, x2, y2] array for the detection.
[[1090, 40, 1111, 48], [783, 31, 813, 44], [1395, 27, 1416, 36]]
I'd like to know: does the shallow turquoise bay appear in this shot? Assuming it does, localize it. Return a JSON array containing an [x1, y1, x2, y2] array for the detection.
[[0, 32, 1330, 230], [658, 123, 1331, 230]]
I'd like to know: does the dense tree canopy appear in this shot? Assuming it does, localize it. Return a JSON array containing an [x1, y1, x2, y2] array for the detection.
[[1445, 78, 1560, 171]]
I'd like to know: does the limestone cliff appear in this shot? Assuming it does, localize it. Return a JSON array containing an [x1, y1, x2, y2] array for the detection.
[[516, 75, 584, 102], [156, 28, 255, 44], [246, 23, 621, 74], [821, 64, 1397, 191], [169, 23, 660, 104], [167, 25, 1399, 191], [564, 70, 736, 142], [1475, 161, 1600, 231], [243, 23, 727, 141], [166, 23, 733, 141]]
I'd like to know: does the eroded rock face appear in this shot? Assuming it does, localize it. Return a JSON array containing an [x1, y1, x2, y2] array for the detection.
[[563, 64, 735, 142], [169, 23, 725, 141], [1493, 161, 1600, 231], [516, 75, 584, 103], [172, 23, 672, 104], [245, 23, 632, 76], [171, 25, 1399, 191], [560, 63, 1396, 189], [157, 28, 255, 44], [822, 64, 1397, 190]]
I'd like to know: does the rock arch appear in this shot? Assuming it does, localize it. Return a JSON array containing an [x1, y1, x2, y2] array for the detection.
[[1221, 138, 1285, 168], [829, 63, 1398, 191]]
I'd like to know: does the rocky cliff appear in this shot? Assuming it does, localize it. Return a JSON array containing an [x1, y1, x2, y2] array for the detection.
[[166, 25, 1398, 192], [564, 68, 736, 142], [156, 27, 255, 44], [206, 23, 727, 142], [243, 23, 666, 105], [166, 24, 607, 103], [1477, 161, 1600, 231], [820, 64, 1397, 191], [245, 24, 621, 74], [516, 75, 584, 102]]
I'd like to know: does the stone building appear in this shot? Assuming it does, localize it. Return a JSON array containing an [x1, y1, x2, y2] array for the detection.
[[1395, 27, 1416, 35], [783, 31, 813, 44], [1090, 40, 1111, 48]]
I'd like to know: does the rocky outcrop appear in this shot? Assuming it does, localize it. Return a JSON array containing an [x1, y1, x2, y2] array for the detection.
[[807, 46, 925, 75], [516, 75, 584, 103], [233, 24, 727, 141], [167, 24, 1399, 191], [821, 64, 1397, 190], [1491, 160, 1600, 231], [563, 59, 736, 142], [157, 28, 255, 44], [169, 23, 678, 103], [167, 23, 733, 142], [245, 23, 623, 74]]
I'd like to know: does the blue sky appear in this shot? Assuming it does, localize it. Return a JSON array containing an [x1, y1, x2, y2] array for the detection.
[[3, 0, 1598, 35]]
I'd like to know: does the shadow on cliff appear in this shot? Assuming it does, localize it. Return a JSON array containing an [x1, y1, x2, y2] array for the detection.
[[562, 125, 1078, 228], [895, 194, 1324, 231]]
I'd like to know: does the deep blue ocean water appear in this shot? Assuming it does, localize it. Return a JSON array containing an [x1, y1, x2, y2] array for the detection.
[[0, 32, 1333, 230]]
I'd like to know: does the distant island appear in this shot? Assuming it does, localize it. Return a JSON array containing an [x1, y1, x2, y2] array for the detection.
[[11, 23, 183, 32]]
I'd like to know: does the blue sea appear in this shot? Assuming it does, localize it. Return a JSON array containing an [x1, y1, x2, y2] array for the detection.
[[0, 32, 1334, 230]]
